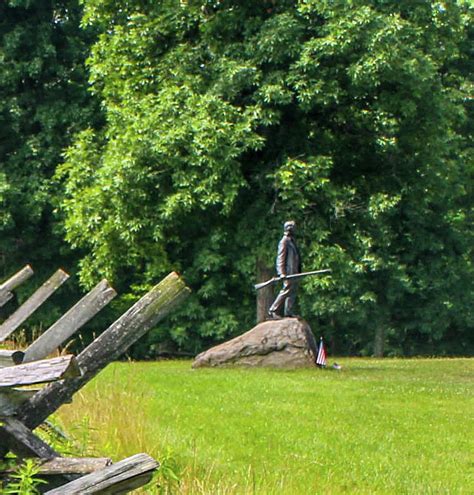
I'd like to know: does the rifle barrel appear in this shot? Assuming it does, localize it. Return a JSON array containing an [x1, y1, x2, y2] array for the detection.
[[254, 269, 331, 290], [286, 269, 331, 280]]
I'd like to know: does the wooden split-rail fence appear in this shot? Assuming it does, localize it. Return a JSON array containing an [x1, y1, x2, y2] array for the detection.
[[0, 265, 190, 493]]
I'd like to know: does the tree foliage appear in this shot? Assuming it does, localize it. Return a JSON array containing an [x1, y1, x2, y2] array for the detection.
[[0, 0, 98, 324], [54, 0, 473, 355]]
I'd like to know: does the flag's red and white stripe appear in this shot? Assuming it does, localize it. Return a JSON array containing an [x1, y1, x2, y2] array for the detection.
[[316, 337, 327, 367]]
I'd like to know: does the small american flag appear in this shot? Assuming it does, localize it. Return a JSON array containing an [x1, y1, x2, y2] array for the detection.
[[316, 337, 327, 367]]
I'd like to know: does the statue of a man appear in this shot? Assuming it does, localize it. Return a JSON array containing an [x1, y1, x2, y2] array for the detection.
[[268, 220, 301, 319]]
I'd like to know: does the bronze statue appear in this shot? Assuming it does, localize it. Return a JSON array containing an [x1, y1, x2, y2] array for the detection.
[[268, 220, 301, 319], [261, 221, 331, 319]]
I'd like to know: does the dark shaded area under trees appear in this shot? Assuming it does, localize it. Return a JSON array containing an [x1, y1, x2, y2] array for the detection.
[[1, 0, 472, 357]]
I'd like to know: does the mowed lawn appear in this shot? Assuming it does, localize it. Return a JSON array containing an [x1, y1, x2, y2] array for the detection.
[[57, 359, 473, 494]]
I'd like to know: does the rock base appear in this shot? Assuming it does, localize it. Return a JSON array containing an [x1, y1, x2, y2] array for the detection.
[[192, 318, 318, 368]]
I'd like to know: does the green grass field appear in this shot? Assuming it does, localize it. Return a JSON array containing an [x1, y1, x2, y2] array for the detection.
[[57, 359, 473, 494]]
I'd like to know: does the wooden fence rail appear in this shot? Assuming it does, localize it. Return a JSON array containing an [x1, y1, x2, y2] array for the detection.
[[15, 272, 190, 433], [0, 270, 189, 494], [24, 279, 117, 363], [0, 355, 80, 388], [0, 269, 69, 342], [0, 416, 60, 459], [44, 453, 159, 495], [0, 457, 112, 476], [0, 265, 34, 308]]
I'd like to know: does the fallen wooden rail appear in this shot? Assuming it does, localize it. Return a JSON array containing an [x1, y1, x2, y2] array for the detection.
[[44, 453, 159, 495]]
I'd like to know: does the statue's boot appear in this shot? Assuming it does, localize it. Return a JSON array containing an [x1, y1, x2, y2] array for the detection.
[[267, 311, 282, 320]]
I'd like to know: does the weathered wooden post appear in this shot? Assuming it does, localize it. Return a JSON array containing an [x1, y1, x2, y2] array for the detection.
[[0, 265, 34, 308], [0, 272, 190, 459], [0, 269, 69, 342], [23, 279, 117, 363]]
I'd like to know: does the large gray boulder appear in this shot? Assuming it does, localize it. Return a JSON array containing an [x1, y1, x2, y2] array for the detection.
[[192, 318, 318, 368]]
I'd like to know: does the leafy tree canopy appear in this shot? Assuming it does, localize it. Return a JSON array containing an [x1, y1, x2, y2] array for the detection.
[[59, 0, 473, 356]]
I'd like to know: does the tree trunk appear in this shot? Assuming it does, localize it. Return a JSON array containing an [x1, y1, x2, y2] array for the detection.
[[256, 259, 273, 324], [373, 326, 385, 357]]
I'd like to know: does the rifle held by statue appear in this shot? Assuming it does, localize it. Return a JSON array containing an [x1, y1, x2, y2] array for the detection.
[[254, 269, 332, 291]]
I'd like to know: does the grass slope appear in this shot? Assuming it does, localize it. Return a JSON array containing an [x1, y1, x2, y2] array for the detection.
[[58, 359, 473, 494]]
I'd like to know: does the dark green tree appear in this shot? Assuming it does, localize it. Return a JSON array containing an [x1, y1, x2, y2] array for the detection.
[[59, 0, 473, 356], [0, 0, 98, 324]]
